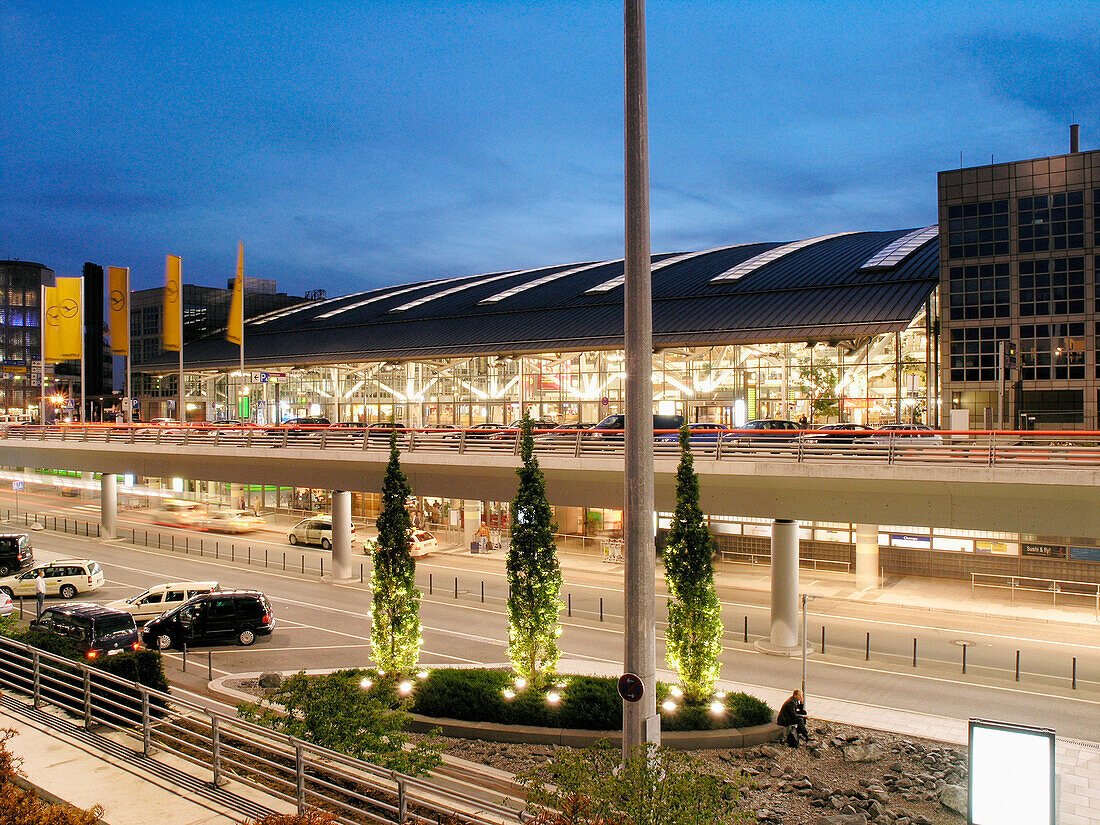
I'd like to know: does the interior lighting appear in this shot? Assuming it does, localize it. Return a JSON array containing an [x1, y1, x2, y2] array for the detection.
[[661, 700, 677, 713], [398, 680, 413, 695], [359, 677, 373, 689]]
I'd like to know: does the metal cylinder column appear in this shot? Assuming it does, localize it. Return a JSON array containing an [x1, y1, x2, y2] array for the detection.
[[100, 473, 117, 539], [755, 518, 800, 654], [855, 523, 879, 588], [331, 490, 353, 581]]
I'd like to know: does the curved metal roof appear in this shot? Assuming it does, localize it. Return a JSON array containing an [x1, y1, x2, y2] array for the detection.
[[159, 228, 939, 369]]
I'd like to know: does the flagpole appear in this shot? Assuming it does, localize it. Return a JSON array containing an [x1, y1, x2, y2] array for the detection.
[[40, 284, 46, 425], [125, 268, 132, 424], [178, 271, 185, 425], [79, 276, 86, 423], [240, 253, 245, 419]]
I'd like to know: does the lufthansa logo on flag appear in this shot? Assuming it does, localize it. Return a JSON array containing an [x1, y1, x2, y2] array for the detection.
[[60, 299, 79, 319], [166, 283, 179, 302], [45, 306, 61, 327], [109, 289, 126, 311]]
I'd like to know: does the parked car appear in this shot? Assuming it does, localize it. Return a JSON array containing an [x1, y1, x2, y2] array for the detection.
[[799, 423, 876, 444], [366, 422, 408, 439], [722, 419, 801, 448], [362, 529, 438, 557], [0, 533, 34, 577], [31, 603, 140, 660], [864, 424, 944, 445], [150, 499, 207, 527], [329, 421, 369, 429], [0, 559, 105, 600], [198, 509, 266, 534], [0, 590, 12, 618], [588, 414, 685, 440], [287, 517, 356, 550], [281, 416, 331, 427], [106, 581, 220, 623], [141, 590, 275, 649], [654, 422, 730, 444]]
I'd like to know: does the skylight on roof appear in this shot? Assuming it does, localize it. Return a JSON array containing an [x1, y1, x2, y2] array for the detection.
[[315, 275, 482, 320], [859, 226, 939, 270], [709, 232, 856, 282], [481, 260, 612, 303], [586, 245, 748, 293], [389, 268, 542, 313], [250, 293, 356, 326]]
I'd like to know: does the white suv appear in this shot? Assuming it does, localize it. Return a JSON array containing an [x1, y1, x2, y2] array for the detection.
[[287, 517, 356, 550], [0, 559, 105, 600], [106, 581, 220, 622]]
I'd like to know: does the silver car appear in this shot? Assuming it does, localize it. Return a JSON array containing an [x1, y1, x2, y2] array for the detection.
[[287, 517, 356, 550]]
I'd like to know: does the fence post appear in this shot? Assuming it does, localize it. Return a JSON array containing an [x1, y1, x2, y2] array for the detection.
[[32, 650, 40, 708], [211, 715, 223, 787], [81, 673, 91, 730], [141, 688, 151, 756], [395, 772, 408, 824], [295, 742, 306, 814]]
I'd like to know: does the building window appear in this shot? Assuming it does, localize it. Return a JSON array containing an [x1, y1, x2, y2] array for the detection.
[[947, 263, 1009, 320], [1019, 389, 1083, 424], [1020, 257, 1085, 317], [949, 325, 1010, 383], [947, 200, 1009, 259], [1017, 191, 1085, 253], [1095, 189, 1100, 243], [1020, 323, 1085, 380]]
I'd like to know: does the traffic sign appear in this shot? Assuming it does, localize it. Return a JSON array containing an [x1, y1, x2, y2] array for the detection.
[[601, 396, 610, 406], [63, 399, 73, 410], [11, 481, 23, 492], [617, 672, 644, 703]]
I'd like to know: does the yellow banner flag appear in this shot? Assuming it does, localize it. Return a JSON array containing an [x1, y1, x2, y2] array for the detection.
[[163, 255, 182, 352], [42, 286, 62, 363], [107, 266, 130, 357], [227, 242, 244, 346], [55, 277, 83, 360]]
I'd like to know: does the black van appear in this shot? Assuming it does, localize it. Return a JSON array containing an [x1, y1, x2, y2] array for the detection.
[[141, 590, 275, 649], [0, 534, 34, 576], [30, 603, 140, 660], [589, 413, 685, 439]]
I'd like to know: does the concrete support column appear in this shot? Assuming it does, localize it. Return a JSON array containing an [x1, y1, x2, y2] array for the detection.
[[331, 490, 353, 581], [100, 474, 117, 539], [755, 518, 800, 654], [462, 499, 481, 550], [855, 523, 879, 588], [81, 471, 94, 501]]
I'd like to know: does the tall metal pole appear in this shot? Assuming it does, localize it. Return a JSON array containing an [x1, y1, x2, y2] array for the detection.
[[79, 276, 86, 423], [997, 340, 1005, 430], [40, 285, 46, 425], [125, 267, 133, 423], [623, 0, 658, 756]]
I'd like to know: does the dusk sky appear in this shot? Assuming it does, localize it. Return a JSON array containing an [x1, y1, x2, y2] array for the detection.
[[2, 1, 1096, 295]]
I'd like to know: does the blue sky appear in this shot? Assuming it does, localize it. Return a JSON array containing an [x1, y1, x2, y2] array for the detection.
[[1, 1, 1096, 294]]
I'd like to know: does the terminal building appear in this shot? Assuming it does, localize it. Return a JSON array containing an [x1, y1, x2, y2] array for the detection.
[[58, 136, 1100, 584]]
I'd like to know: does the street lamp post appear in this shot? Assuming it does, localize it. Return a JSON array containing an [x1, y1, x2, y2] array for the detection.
[[622, 0, 658, 755]]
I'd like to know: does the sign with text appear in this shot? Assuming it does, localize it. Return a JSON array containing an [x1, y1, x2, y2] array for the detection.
[[1021, 543, 1066, 559]]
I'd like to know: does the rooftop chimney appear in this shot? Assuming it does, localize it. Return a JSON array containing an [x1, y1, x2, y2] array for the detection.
[[1070, 123, 1080, 153]]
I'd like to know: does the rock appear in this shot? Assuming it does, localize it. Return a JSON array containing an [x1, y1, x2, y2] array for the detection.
[[870, 789, 890, 803], [841, 805, 858, 815], [890, 762, 904, 772], [760, 745, 784, 759], [842, 742, 882, 762], [939, 784, 967, 816], [814, 816, 867, 825], [257, 671, 283, 689]]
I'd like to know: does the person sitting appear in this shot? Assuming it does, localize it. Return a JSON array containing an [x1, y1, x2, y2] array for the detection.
[[777, 688, 810, 747]]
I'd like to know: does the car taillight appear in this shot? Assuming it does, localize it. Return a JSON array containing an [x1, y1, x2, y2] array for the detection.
[[86, 650, 98, 659], [261, 614, 272, 625], [131, 642, 141, 651], [88, 576, 93, 585]]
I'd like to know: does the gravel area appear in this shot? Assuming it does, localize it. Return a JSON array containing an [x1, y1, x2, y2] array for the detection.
[[229, 677, 968, 825]]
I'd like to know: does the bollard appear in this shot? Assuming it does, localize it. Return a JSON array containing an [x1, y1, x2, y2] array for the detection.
[[208, 651, 213, 681], [265, 548, 268, 567], [171, 535, 174, 552], [185, 537, 189, 554], [360, 564, 363, 584], [1015, 650, 1020, 682], [481, 581, 484, 603], [568, 592, 571, 617], [821, 625, 826, 655], [157, 533, 160, 549], [912, 638, 917, 667], [19, 597, 23, 619], [321, 557, 324, 578], [200, 539, 204, 557], [182, 644, 187, 673], [248, 547, 251, 565], [145, 530, 148, 546], [216, 542, 219, 559], [301, 556, 305, 574], [1072, 657, 1077, 689], [865, 632, 870, 661], [282, 553, 286, 571], [600, 597, 604, 622], [231, 544, 235, 562], [962, 644, 967, 674], [429, 574, 433, 595], [743, 615, 748, 643], [454, 577, 458, 599]]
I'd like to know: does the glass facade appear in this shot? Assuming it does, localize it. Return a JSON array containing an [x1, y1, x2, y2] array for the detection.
[[0, 261, 49, 417]]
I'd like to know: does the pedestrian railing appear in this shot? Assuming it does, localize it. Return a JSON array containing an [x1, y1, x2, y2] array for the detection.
[[971, 573, 1100, 619], [718, 550, 851, 573], [0, 636, 524, 825], [8, 424, 1100, 470]]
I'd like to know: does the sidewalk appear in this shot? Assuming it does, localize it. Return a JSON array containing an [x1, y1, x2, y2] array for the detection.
[[0, 697, 292, 825]]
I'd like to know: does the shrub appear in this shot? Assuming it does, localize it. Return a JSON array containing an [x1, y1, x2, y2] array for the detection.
[[96, 649, 169, 693], [557, 676, 621, 730], [411, 667, 510, 722], [245, 812, 338, 825]]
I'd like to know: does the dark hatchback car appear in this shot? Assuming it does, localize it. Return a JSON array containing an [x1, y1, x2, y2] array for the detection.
[[141, 590, 275, 650], [31, 603, 140, 660], [0, 533, 34, 576]]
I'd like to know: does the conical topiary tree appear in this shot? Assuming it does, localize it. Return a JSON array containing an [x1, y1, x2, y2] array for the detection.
[[664, 423, 723, 702], [506, 413, 564, 683], [370, 429, 422, 672]]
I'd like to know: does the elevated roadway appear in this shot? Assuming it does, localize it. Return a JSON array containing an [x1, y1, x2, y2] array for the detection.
[[1, 425, 1099, 535]]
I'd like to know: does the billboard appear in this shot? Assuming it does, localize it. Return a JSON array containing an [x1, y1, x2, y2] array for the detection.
[[969, 719, 1055, 825]]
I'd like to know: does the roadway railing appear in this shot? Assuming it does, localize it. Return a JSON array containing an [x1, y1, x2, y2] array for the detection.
[[971, 573, 1100, 619], [0, 635, 524, 825], [7, 423, 1100, 469]]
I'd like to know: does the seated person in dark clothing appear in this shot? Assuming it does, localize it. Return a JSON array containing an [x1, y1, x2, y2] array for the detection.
[[777, 689, 809, 746]]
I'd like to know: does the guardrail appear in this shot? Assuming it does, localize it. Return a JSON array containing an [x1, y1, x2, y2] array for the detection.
[[718, 550, 851, 573], [0, 635, 524, 825], [7, 424, 1100, 469], [971, 573, 1100, 619]]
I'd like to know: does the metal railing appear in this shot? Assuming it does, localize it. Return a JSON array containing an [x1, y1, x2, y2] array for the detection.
[[6, 423, 1100, 470], [718, 550, 852, 573], [0, 636, 523, 825], [971, 573, 1100, 619]]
